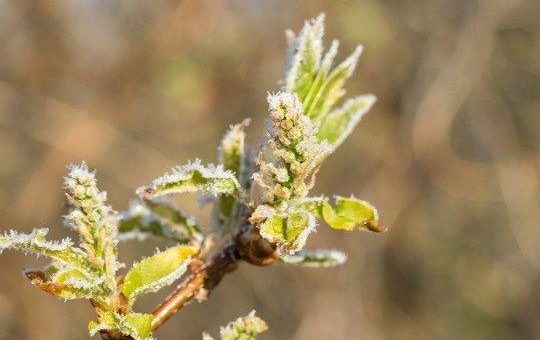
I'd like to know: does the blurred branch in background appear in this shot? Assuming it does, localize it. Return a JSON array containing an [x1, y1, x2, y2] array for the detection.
[[0, 0, 538, 339]]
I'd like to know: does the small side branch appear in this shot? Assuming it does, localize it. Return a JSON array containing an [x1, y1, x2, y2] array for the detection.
[[151, 224, 277, 332], [100, 224, 276, 339], [151, 243, 240, 331]]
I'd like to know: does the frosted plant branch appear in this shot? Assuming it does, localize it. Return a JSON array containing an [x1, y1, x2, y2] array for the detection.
[[0, 13, 383, 340]]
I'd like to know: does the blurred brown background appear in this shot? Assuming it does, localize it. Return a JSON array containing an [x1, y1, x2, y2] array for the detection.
[[0, 0, 539, 339]]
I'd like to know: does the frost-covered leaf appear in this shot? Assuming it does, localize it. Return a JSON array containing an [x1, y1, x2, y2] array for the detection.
[[303, 45, 363, 122], [283, 13, 371, 127], [219, 119, 249, 182], [0, 228, 92, 271], [118, 202, 160, 241], [284, 14, 325, 101], [123, 313, 154, 339], [138, 159, 241, 199], [144, 198, 200, 235], [203, 310, 267, 340], [89, 312, 154, 340], [119, 199, 202, 244], [258, 210, 315, 254], [24, 268, 103, 300], [303, 196, 384, 232], [216, 120, 249, 232], [278, 249, 347, 268], [0, 226, 112, 301], [317, 94, 376, 150], [122, 245, 198, 300]]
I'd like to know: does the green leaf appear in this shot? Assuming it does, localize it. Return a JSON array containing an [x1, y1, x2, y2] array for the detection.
[[24, 269, 102, 301], [89, 312, 154, 340], [138, 159, 241, 198], [145, 198, 200, 232], [278, 249, 347, 267], [283, 14, 372, 129], [122, 245, 198, 300], [124, 313, 154, 339], [306, 196, 380, 231], [303, 196, 384, 232], [304, 45, 363, 122], [216, 120, 249, 232], [0, 228, 94, 273], [300, 39, 339, 121], [317, 94, 376, 149], [284, 14, 325, 100], [258, 210, 315, 254], [219, 119, 249, 182], [119, 199, 202, 244]]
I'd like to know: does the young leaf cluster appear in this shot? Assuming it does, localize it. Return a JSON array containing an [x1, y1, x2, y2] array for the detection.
[[248, 14, 382, 256], [1, 164, 197, 339]]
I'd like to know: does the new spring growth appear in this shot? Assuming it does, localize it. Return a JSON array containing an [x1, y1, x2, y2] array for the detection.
[[254, 92, 330, 207], [249, 14, 383, 254], [203, 311, 268, 340], [64, 162, 120, 291], [1, 163, 200, 340]]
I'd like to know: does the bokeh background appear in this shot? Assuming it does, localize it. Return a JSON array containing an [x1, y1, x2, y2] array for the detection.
[[0, 0, 539, 339]]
